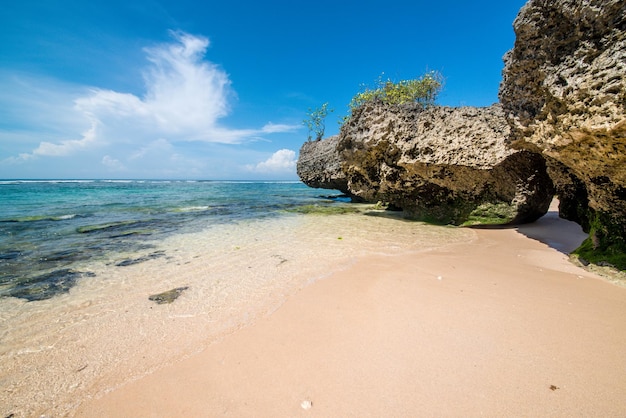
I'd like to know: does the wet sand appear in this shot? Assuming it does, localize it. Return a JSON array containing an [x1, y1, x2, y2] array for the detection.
[[76, 204, 626, 417]]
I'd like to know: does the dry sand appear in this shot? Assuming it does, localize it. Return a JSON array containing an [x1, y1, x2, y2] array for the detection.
[[76, 205, 626, 417]]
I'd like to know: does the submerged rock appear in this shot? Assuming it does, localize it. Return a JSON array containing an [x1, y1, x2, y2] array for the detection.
[[115, 251, 165, 267], [149, 286, 189, 304], [500, 0, 626, 268], [5, 269, 95, 302]]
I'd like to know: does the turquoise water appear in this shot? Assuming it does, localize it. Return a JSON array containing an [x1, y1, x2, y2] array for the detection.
[[0, 180, 342, 301]]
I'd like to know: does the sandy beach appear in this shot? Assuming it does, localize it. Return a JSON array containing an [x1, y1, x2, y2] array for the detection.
[[74, 203, 626, 417]]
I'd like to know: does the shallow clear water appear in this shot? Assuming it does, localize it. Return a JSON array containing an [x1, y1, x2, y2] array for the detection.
[[0, 180, 475, 417], [0, 180, 341, 301]]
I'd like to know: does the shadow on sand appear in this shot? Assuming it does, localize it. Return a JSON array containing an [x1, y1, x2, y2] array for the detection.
[[514, 209, 588, 254], [366, 199, 588, 256]]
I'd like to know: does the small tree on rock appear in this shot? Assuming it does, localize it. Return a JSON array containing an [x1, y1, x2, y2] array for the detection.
[[303, 102, 333, 141]]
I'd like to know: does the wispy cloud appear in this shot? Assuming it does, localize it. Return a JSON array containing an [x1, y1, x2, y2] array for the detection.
[[1, 31, 300, 177], [102, 155, 126, 171], [28, 118, 100, 157]]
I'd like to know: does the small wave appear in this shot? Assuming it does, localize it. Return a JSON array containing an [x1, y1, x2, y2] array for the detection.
[[0, 180, 95, 185], [175, 206, 211, 212], [49, 180, 95, 184], [54, 214, 77, 220], [1, 214, 77, 223]]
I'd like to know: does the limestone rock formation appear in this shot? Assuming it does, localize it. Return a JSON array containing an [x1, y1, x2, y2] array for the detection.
[[336, 102, 554, 224], [297, 0, 625, 268], [500, 0, 626, 266], [298, 102, 554, 225], [297, 135, 350, 196]]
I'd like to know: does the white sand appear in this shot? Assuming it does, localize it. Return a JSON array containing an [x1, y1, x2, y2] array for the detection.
[[0, 211, 470, 417], [74, 203, 626, 417]]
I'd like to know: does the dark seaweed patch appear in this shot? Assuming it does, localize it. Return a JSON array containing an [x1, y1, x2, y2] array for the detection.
[[77, 220, 146, 234], [39, 249, 89, 263], [108, 229, 154, 238], [115, 251, 166, 267], [5, 269, 95, 302], [0, 250, 22, 260], [0, 274, 17, 286]]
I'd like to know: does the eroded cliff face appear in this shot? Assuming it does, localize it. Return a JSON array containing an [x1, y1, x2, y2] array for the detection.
[[298, 103, 554, 225], [500, 0, 626, 266], [297, 135, 350, 196], [338, 103, 554, 224]]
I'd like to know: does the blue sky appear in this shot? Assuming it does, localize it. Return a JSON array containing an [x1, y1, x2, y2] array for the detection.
[[1, 0, 527, 180]]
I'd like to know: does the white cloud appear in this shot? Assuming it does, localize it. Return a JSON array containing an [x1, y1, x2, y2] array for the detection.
[[141, 31, 232, 131], [30, 118, 100, 157], [249, 149, 297, 173], [7, 31, 301, 167], [261, 123, 298, 134], [70, 31, 235, 145]]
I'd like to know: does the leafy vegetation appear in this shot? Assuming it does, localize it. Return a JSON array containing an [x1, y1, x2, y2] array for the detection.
[[303, 102, 333, 141], [304, 72, 443, 139], [347, 71, 443, 114]]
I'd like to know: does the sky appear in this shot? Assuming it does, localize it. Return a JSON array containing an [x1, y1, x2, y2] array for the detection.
[[1, 0, 528, 180]]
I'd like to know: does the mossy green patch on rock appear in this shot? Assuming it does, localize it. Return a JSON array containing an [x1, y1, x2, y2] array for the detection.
[[462, 202, 518, 226], [572, 210, 626, 271], [401, 203, 469, 225], [286, 204, 363, 215], [400, 200, 518, 227]]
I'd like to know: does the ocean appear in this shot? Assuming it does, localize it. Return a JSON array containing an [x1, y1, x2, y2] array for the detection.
[[0, 179, 474, 417], [0, 180, 341, 301]]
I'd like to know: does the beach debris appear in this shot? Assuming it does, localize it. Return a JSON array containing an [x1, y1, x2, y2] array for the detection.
[[301, 400, 313, 410], [149, 286, 189, 304], [549, 385, 559, 391], [437, 275, 443, 281]]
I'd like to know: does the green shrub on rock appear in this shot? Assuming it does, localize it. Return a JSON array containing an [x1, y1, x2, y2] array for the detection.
[[348, 71, 443, 114]]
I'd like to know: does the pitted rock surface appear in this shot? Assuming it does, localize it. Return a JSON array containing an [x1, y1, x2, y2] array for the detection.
[[500, 0, 626, 263]]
